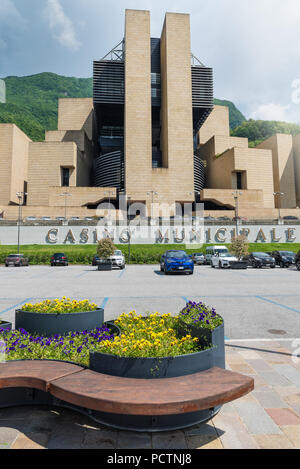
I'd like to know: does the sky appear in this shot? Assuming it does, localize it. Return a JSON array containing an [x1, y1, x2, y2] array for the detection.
[[1, 0, 300, 123]]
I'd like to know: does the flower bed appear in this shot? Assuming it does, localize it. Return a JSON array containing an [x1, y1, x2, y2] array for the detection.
[[0, 325, 115, 367], [2, 303, 225, 373], [21, 298, 98, 314], [89, 311, 219, 378], [178, 301, 225, 369], [94, 312, 201, 358], [15, 298, 104, 336]]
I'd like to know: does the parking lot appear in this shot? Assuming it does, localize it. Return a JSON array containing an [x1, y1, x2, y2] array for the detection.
[[0, 264, 300, 340]]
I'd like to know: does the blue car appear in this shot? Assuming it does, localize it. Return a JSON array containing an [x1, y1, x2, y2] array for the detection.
[[160, 250, 194, 275]]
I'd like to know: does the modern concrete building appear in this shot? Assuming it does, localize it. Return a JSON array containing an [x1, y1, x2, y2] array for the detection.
[[0, 9, 300, 221]]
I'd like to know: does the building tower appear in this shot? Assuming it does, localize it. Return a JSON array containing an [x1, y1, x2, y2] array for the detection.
[[93, 9, 213, 214]]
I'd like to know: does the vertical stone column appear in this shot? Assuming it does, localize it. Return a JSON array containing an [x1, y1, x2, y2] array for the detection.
[[160, 13, 194, 200], [124, 9, 152, 200]]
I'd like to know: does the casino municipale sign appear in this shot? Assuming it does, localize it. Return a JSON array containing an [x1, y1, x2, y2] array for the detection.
[[0, 224, 299, 245]]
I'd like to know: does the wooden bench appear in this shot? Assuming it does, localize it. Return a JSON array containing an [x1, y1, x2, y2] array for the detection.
[[0, 360, 254, 431]]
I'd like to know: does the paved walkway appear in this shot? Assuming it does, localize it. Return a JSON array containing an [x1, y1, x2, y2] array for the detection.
[[1, 339, 300, 449]]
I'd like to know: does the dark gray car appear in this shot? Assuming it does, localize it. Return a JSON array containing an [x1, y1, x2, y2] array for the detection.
[[5, 254, 29, 267]]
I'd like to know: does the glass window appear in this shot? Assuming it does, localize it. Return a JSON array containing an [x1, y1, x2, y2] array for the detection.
[[62, 168, 70, 187], [151, 73, 161, 85]]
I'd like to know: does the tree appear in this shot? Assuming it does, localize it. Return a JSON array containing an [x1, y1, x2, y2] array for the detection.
[[97, 238, 116, 260], [230, 235, 249, 260]]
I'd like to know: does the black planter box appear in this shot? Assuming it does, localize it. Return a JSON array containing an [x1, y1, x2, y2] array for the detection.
[[97, 260, 112, 271], [177, 321, 225, 369], [229, 261, 248, 270], [90, 347, 214, 379], [90, 320, 225, 378], [0, 320, 12, 332], [15, 308, 104, 336]]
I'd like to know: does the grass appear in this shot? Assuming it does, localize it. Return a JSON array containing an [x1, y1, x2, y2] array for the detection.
[[0, 243, 299, 265]]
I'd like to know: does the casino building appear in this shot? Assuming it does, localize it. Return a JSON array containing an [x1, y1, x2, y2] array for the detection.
[[1, 9, 300, 220]]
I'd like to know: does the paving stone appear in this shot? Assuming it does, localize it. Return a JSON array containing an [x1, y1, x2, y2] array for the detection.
[[253, 391, 289, 409], [272, 365, 300, 387], [266, 408, 300, 426], [47, 421, 85, 449], [152, 431, 187, 449], [281, 425, 300, 447], [274, 385, 300, 398], [184, 423, 217, 437], [186, 435, 223, 449], [82, 428, 117, 449], [254, 434, 294, 449], [238, 350, 262, 360], [283, 394, 300, 417], [117, 431, 151, 449], [259, 371, 292, 387], [247, 359, 274, 373], [228, 363, 257, 375], [233, 396, 282, 435], [212, 412, 259, 449], [0, 426, 19, 449], [11, 432, 50, 449]]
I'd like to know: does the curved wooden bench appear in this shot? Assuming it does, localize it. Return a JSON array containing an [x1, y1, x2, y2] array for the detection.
[[49, 366, 253, 415], [0, 360, 84, 392], [0, 361, 254, 417]]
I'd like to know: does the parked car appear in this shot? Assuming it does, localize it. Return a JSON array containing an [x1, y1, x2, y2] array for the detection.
[[50, 253, 68, 266], [271, 251, 296, 268], [110, 250, 125, 269], [191, 253, 206, 265], [93, 250, 125, 269], [295, 251, 300, 271], [205, 245, 229, 265], [92, 255, 100, 266], [211, 252, 238, 269], [283, 216, 298, 220], [5, 254, 29, 267], [160, 250, 194, 275], [243, 252, 276, 268]]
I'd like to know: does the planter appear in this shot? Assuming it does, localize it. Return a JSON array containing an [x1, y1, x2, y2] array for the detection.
[[15, 308, 104, 336], [90, 347, 214, 379], [0, 320, 12, 332], [229, 261, 248, 270], [97, 260, 112, 271], [177, 321, 225, 369], [88, 319, 225, 431]]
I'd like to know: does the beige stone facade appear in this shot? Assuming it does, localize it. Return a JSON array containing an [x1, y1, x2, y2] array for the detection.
[[198, 107, 275, 210], [0, 124, 30, 206], [1, 9, 300, 222], [257, 134, 296, 209]]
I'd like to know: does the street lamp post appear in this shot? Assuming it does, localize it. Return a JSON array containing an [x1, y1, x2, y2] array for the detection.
[[60, 192, 72, 221], [232, 191, 243, 236], [104, 190, 115, 218], [127, 196, 131, 264], [273, 192, 285, 221], [16, 192, 27, 255], [147, 191, 158, 219]]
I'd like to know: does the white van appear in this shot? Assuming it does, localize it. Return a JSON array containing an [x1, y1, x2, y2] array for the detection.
[[205, 245, 229, 264]]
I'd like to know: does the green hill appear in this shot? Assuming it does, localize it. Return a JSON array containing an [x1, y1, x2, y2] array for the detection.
[[231, 119, 300, 147], [2, 72, 299, 145], [0, 73, 92, 141], [0, 72, 248, 141]]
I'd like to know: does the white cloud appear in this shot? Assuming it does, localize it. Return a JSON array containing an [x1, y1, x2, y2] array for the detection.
[[250, 103, 291, 121], [0, 0, 21, 20], [44, 0, 81, 51]]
